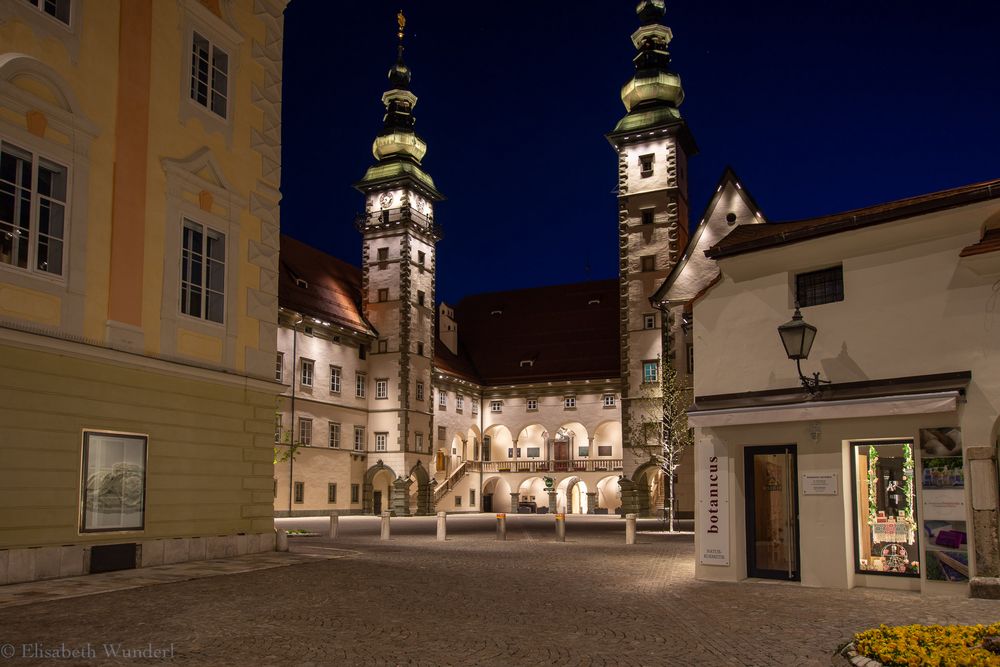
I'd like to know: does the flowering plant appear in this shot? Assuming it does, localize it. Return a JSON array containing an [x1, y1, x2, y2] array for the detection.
[[854, 622, 1000, 666]]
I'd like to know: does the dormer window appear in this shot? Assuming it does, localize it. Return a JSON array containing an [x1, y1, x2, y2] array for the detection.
[[519, 359, 534, 368], [588, 298, 601, 306], [490, 309, 503, 316], [294, 277, 308, 289]]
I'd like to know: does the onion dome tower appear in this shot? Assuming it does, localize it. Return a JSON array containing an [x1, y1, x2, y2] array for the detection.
[[354, 11, 440, 517], [609, 1, 697, 512]]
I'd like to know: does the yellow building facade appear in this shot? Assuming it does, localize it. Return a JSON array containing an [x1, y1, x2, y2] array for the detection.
[[0, 0, 286, 583]]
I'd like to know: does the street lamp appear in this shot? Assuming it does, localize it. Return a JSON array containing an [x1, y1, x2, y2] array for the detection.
[[777, 305, 830, 394]]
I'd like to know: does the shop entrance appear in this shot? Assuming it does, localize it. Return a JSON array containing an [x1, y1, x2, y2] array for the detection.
[[744, 445, 800, 580]]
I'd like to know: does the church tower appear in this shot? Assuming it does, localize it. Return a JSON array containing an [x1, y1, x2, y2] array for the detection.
[[354, 12, 443, 515], [608, 1, 696, 466]]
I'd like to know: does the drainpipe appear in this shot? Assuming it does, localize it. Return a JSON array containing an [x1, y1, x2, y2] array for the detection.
[[288, 313, 303, 513]]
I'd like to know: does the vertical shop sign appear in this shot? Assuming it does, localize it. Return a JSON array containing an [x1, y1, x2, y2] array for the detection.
[[699, 441, 729, 565]]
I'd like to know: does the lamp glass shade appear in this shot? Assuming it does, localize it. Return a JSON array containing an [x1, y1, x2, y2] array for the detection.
[[777, 309, 817, 360]]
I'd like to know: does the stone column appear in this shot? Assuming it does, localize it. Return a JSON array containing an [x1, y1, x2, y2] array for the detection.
[[587, 491, 598, 514], [618, 476, 639, 517], [589, 436, 596, 459], [969, 446, 1000, 598], [510, 492, 520, 513], [392, 477, 413, 516], [547, 489, 558, 514]]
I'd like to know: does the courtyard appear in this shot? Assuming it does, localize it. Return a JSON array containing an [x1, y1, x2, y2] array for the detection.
[[0, 515, 996, 666]]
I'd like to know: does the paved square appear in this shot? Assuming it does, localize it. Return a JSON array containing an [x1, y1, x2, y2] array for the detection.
[[0, 516, 995, 665]]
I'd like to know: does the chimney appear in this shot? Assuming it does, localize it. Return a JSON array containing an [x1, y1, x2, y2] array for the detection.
[[439, 302, 457, 355]]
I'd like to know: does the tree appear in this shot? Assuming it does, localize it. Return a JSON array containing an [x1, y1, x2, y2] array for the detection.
[[625, 355, 693, 532]]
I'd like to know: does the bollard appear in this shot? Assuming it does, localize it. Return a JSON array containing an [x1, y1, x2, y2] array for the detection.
[[276, 528, 289, 552], [625, 513, 637, 545], [380, 511, 391, 541], [555, 513, 566, 542], [496, 513, 507, 541], [328, 514, 339, 539], [437, 511, 447, 541]]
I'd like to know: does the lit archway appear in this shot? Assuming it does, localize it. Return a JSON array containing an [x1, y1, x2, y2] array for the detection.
[[596, 475, 622, 515], [482, 475, 511, 512], [363, 460, 398, 515]]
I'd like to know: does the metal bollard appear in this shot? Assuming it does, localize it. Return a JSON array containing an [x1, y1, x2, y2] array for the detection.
[[555, 513, 566, 542], [328, 515, 339, 539], [496, 513, 507, 541], [276, 528, 289, 552], [437, 511, 447, 541], [625, 513, 637, 545], [380, 511, 391, 541]]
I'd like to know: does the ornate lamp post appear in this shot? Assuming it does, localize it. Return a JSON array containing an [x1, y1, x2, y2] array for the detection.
[[777, 305, 830, 394]]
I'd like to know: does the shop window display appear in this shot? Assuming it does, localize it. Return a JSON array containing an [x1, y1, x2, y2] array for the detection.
[[852, 441, 919, 576]]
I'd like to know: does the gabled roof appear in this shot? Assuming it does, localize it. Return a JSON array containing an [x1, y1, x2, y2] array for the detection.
[[453, 279, 620, 386], [706, 177, 1000, 260], [651, 166, 764, 305], [278, 235, 373, 336]]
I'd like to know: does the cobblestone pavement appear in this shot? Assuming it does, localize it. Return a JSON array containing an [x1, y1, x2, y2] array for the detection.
[[0, 515, 996, 666]]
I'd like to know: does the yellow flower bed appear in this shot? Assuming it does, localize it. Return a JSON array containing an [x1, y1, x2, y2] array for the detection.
[[854, 622, 1000, 667]]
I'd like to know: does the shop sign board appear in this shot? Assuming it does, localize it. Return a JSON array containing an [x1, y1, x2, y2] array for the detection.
[[698, 442, 729, 566], [801, 471, 838, 495]]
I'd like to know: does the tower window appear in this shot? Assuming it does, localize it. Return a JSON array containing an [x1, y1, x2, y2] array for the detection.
[[417, 290, 426, 307], [416, 341, 425, 356], [643, 360, 659, 384], [416, 381, 425, 401], [643, 313, 656, 329], [641, 208, 655, 225], [375, 378, 388, 399], [418, 250, 426, 266], [377, 339, 387, 353], [640, 255, 655, 272], [639, 154, 654, 177], [377, 288, 388, 302], [377, 247, 388, 269]]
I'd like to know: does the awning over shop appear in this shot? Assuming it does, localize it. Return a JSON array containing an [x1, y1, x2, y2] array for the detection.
[[688, 371, 970, 428]]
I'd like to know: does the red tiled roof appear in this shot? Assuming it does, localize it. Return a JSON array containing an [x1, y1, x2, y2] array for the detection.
[[706, 178, 1000, 259], [451, 279, 620, 385], [278, 235, 372, 336], [960, 227, 1000, 257], [433, 338, 481, 383]]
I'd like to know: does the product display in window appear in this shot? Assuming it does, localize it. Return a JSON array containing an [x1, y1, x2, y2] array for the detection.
[[854, 441, 919, 575]]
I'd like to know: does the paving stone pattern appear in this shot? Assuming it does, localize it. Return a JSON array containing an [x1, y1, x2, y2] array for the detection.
[[0, 517, 996, 666]]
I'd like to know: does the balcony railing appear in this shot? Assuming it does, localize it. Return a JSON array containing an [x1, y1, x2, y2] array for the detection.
[[474, 460, 623, 474], [354, 206, 442, 239]]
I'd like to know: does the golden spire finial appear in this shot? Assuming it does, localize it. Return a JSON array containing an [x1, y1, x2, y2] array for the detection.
[[397, 9, 406, 42]]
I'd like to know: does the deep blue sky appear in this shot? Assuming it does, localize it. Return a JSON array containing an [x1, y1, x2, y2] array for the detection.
[[280, 1, 1000, 305]]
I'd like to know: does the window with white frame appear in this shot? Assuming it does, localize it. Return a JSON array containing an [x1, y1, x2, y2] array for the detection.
[[456, 394, 464, 412], [643, 360, 659, 384], [376, 378, 388, 400], [375, 432, 387, 452], [24, 0, 71, 24], [80, 431, 146, 533], [300, 359, 314, 387], [353, 426, 364, 451], [416, 381, 425, 401], [355, 372, 366, 398], [275, 352, 283, 382], [274, 413, 282, 443], [329, 422, 340, 448], [190, 32, 228, 118], [639, 153, 654, 176], [603, 394, 616, 408], [472, 401, 479, 415], [298, 417, 312, 446], [180, 219, 225, 323], [643, 313, 656, 329], [526, 398, 538, 411], [490, 400, 502, 413], [564, 396, 577, 409], [1, 142, 68, 277], [438, 391, 447, 410], [330, 365, 342, 393], [415, 432, 423, 452]]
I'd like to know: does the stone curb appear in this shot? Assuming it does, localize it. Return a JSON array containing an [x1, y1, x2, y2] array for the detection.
[[839, 642, 883, 667]]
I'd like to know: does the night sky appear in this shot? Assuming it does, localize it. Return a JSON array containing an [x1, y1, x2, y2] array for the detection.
[[280, 1, 1000, 305]]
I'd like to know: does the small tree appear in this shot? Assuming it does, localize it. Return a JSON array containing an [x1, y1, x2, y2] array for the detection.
[[626, 355, 693, 532]]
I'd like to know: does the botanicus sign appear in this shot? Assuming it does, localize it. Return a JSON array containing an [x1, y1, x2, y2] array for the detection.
[[698, 442, 729, 566]]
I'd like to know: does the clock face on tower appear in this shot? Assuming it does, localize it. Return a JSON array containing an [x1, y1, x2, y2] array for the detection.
[[379, 192, 393, 208]]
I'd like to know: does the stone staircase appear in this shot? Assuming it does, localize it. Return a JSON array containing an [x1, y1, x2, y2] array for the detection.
[[432, 461, 469, 506]]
